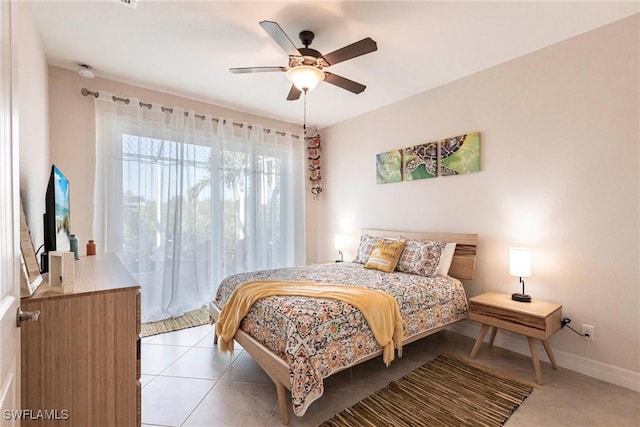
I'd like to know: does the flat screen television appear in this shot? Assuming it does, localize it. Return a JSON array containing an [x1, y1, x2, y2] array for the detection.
[[42, 165, 70, 273]]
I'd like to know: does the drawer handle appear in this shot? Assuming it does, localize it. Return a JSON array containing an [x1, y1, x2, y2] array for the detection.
[[16, 307, 41, 327]]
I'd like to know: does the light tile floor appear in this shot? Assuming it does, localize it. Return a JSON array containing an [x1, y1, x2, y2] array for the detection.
[[141, 325, 639, 427]]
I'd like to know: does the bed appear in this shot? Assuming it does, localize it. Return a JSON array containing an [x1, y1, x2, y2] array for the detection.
[[209, 229, 478, 424]]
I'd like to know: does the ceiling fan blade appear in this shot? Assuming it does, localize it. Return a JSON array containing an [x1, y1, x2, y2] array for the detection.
[[286, 85, 302, 101], [229, 66, 287, 74], [323, 37, 377, 66], [323, 72, 366, 94], [259, 20, 301, 57]]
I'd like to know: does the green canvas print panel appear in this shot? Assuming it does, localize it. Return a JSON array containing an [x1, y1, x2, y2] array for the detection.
[[403, 142, 438, 181], [440, 132, 481, 175], [376, 150, 402, 184]]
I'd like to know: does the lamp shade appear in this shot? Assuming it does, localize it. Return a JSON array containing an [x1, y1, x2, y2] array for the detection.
[[286, 65, 325, 91], [334, 233, 346, 251], [509, 248, 531, 277]]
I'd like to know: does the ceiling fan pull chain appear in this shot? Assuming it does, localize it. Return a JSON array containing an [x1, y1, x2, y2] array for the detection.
[[303, 89, 307, 140]]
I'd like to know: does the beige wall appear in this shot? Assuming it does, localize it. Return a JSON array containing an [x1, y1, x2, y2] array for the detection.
[[48, 67, 305, 253], [16, 2, 49, 248], [40, 8, 638, 386], [317, 15, 639, 379]]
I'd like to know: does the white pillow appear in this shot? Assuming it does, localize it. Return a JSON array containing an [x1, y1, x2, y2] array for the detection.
[[436, 242, 456, 276]]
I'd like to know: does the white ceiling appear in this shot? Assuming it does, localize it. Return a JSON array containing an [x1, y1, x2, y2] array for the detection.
[[30, 1, 638, 129]]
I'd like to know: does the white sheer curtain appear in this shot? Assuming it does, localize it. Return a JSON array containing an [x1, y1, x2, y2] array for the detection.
[[93, 92, 305, 322]]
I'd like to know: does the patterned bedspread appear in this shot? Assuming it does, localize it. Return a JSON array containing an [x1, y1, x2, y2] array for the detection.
[[213, 262, 468, 416]]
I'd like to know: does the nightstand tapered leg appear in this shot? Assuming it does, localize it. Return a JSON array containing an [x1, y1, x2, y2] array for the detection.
[[527, 337, 543, 385], [470, 324, 491, 358], [541, 340, 558, 369], [488, 327, 498, 348]]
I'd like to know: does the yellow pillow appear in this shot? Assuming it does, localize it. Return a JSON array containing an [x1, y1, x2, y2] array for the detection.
[[365, 240, 406, 273]]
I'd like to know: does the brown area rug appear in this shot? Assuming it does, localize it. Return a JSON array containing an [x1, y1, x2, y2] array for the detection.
[[140, 307, 210, 338], [321, 352, 533, 427]]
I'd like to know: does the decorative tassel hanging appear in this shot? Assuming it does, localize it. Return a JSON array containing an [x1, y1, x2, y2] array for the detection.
[[302, 90, 322, 200], [308, 133, 322, 200]]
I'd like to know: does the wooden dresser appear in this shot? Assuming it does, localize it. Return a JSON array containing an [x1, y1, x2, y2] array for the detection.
[[20, 253, 141, 426]]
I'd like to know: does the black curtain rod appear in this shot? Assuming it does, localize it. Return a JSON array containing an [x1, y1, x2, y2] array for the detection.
[[80, 88, 301, 139]]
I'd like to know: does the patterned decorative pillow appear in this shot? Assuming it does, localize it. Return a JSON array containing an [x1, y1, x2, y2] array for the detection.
[[436, 242, 457, 276], [354, 235, 377, 264], [365, 240, 407, 273], [353, 234, 401, 264], [396, 240, 447, 277]]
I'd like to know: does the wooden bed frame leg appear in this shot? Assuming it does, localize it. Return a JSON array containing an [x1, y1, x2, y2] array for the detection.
[[275, 382, 288, 425], [211, 321, 218, 345]]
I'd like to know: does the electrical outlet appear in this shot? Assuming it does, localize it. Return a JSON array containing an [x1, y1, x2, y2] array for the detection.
[[582, 324, 595, 342]]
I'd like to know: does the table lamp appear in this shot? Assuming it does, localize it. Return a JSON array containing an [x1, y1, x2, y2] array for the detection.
[[334, 233, 345, 262], [509, 248, 531, 302]]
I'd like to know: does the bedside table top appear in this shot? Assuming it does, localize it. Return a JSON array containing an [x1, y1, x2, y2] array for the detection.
[[469, 292, 561, 318]]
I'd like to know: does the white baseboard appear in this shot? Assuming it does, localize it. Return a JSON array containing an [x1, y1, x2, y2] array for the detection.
[[447, 320, 640, 393]]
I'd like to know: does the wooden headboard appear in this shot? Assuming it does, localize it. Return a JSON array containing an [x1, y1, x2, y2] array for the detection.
[[362, 228, 478, 280]]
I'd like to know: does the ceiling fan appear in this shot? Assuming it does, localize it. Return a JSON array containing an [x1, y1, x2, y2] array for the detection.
[[230, 20, 377, 101]]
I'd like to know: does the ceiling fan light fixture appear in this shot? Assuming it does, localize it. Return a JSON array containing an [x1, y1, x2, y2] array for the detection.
[[287, 66, 325, 92]]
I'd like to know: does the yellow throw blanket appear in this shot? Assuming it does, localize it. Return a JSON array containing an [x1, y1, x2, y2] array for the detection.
[[215, 280, 404, 366]]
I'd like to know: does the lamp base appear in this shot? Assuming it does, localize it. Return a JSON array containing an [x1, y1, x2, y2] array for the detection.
[[511, 293, 531, 302]]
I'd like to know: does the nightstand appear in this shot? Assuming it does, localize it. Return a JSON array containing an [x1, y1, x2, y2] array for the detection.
[[468, 292, 562, 385]]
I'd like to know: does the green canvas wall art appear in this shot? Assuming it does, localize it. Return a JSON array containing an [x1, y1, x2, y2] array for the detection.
[[403, 142, 438, 181], [376, 132, 480, 184], [376, 150, 402, 184], [440, 132, 481, 175]]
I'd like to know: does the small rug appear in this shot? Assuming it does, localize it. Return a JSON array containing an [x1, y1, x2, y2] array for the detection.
[[321, 353, 533, 427], [140, 307, 211, 338]]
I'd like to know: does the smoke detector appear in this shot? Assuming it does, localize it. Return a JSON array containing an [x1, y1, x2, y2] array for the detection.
[[78, 64, 95, 79], [117, 0, 138, 9]]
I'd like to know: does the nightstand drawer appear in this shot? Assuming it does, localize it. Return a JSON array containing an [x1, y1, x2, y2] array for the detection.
[[469, 304, 561, 339], [469, 300, 549, 329]]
